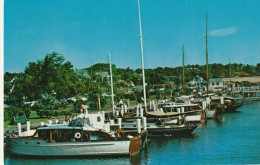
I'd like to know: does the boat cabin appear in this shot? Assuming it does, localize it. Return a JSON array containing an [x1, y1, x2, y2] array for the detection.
[[34, 126, 114, 143]]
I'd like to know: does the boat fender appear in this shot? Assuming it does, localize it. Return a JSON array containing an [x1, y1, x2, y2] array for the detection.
[[74, 132, 81, 139]]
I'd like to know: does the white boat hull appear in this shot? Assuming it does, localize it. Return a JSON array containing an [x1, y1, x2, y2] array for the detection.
[[185, 115, 201, 122], [6, 139, 131, 156]]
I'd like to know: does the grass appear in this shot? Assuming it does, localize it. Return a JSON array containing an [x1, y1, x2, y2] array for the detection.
[[4, 94, 174, 131], [4, 106, 74, 131]]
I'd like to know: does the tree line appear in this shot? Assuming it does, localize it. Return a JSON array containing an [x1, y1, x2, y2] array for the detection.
[[4, 52, 260, 103]]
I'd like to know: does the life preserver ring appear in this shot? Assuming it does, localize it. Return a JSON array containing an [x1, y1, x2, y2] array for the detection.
[[74, 132, 81, 139]]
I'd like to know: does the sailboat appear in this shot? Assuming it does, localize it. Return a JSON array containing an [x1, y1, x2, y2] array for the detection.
[[205, 13, 217, 119], [120, 0, 199, 136]]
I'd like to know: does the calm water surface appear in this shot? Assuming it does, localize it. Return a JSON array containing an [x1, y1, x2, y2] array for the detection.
[[4, 101, 260, 164]]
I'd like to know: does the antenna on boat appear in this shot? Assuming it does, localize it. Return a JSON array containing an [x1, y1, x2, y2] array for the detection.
[[206, 13, 209, 97], [182, 41, 185, 95], [109, 52, 115, 115], [137, 0, 147, 113]]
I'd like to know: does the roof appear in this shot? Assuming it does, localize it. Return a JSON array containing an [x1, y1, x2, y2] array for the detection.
[[164, 103, 199, 108], [37, 125, 83, 130], [75, 69, 90, 78], [95, 72, 110, 77], [147, 109, 204, 117], [209, 78, 223, 82]]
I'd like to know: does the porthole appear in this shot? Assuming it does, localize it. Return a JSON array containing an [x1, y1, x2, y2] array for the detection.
[[37, 142, 40, 144], [25, 142, 28, 144]]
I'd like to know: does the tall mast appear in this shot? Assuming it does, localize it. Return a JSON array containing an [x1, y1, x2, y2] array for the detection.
[[206, 13, 209, 97], [138, 0, 147, 113], [229, 57, 231, 84], [182, 42, 185, 95], [109, 52, 115, 115]]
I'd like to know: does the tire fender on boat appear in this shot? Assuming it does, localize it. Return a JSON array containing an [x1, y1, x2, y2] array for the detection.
[[74, 132, 81, 139]]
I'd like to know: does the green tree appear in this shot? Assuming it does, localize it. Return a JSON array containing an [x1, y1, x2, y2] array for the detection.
[[13, 52, 79, 101]]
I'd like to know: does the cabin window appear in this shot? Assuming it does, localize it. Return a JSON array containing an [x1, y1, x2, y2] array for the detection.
[[87, 131, 112, 141], [38, 130, 48, 140], [217, 82, 219, 86], [37, 142, 40, 144], [133, 125, 136, 127], [25, 142, 28, 144], [97, 116, 101, 122]]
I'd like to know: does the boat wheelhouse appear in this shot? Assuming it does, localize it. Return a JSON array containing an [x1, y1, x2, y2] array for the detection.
[[5, 119, 142, 156]]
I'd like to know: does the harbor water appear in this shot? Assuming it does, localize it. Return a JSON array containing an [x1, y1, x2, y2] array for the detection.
[[4, 101, 260, 164]]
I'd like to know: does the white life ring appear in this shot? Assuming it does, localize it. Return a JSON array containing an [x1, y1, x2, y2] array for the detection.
[[74, 132, 81, 139]]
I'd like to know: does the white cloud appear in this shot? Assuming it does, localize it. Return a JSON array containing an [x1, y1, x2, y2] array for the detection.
[[208, 27, 237, 36]]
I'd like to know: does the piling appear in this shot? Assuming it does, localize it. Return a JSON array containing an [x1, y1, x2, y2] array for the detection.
[[153, 104, 156, 112], [117, 118, 122, 129], [202, 101, 206, 110], [110, 120, 115, 125], [137, 119, 141, 134], [220, 97, 224, 105], [124, 105, 128, 113], [17, 123, 21, 136], [136, 109, 139, 117], [140, 108, 144, 117], [181, 107, 185, 113], [177, 108, 181, 120], [26, 121, 30, 131], [142, 117, 147, 131], [121, 109, 124, 116]]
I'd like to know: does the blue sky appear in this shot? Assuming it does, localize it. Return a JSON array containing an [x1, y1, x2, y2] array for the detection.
[[4, 0, 260, 73]]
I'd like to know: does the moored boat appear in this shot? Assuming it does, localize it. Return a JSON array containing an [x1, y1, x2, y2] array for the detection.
[[5, 118, 143, 157]]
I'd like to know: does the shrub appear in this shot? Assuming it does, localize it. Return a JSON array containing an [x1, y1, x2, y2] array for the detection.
[[60, 110, 73, 116], [124, 92, 136, 101], [36, 110, 54, 118], [31, 103, 44, 111]]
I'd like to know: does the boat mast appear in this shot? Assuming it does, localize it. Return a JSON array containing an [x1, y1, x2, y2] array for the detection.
[[98, 63, 102, 112], [109, 52, 115, 115], [206, 13, 209, 97], [182, 42, 185, 95], [137, 0, 147, 113], [229, 57, 231, 84]]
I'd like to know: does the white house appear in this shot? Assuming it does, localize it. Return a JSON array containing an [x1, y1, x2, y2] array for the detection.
[[209, 78, 223, 89], [187, 76, 205, 88]]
